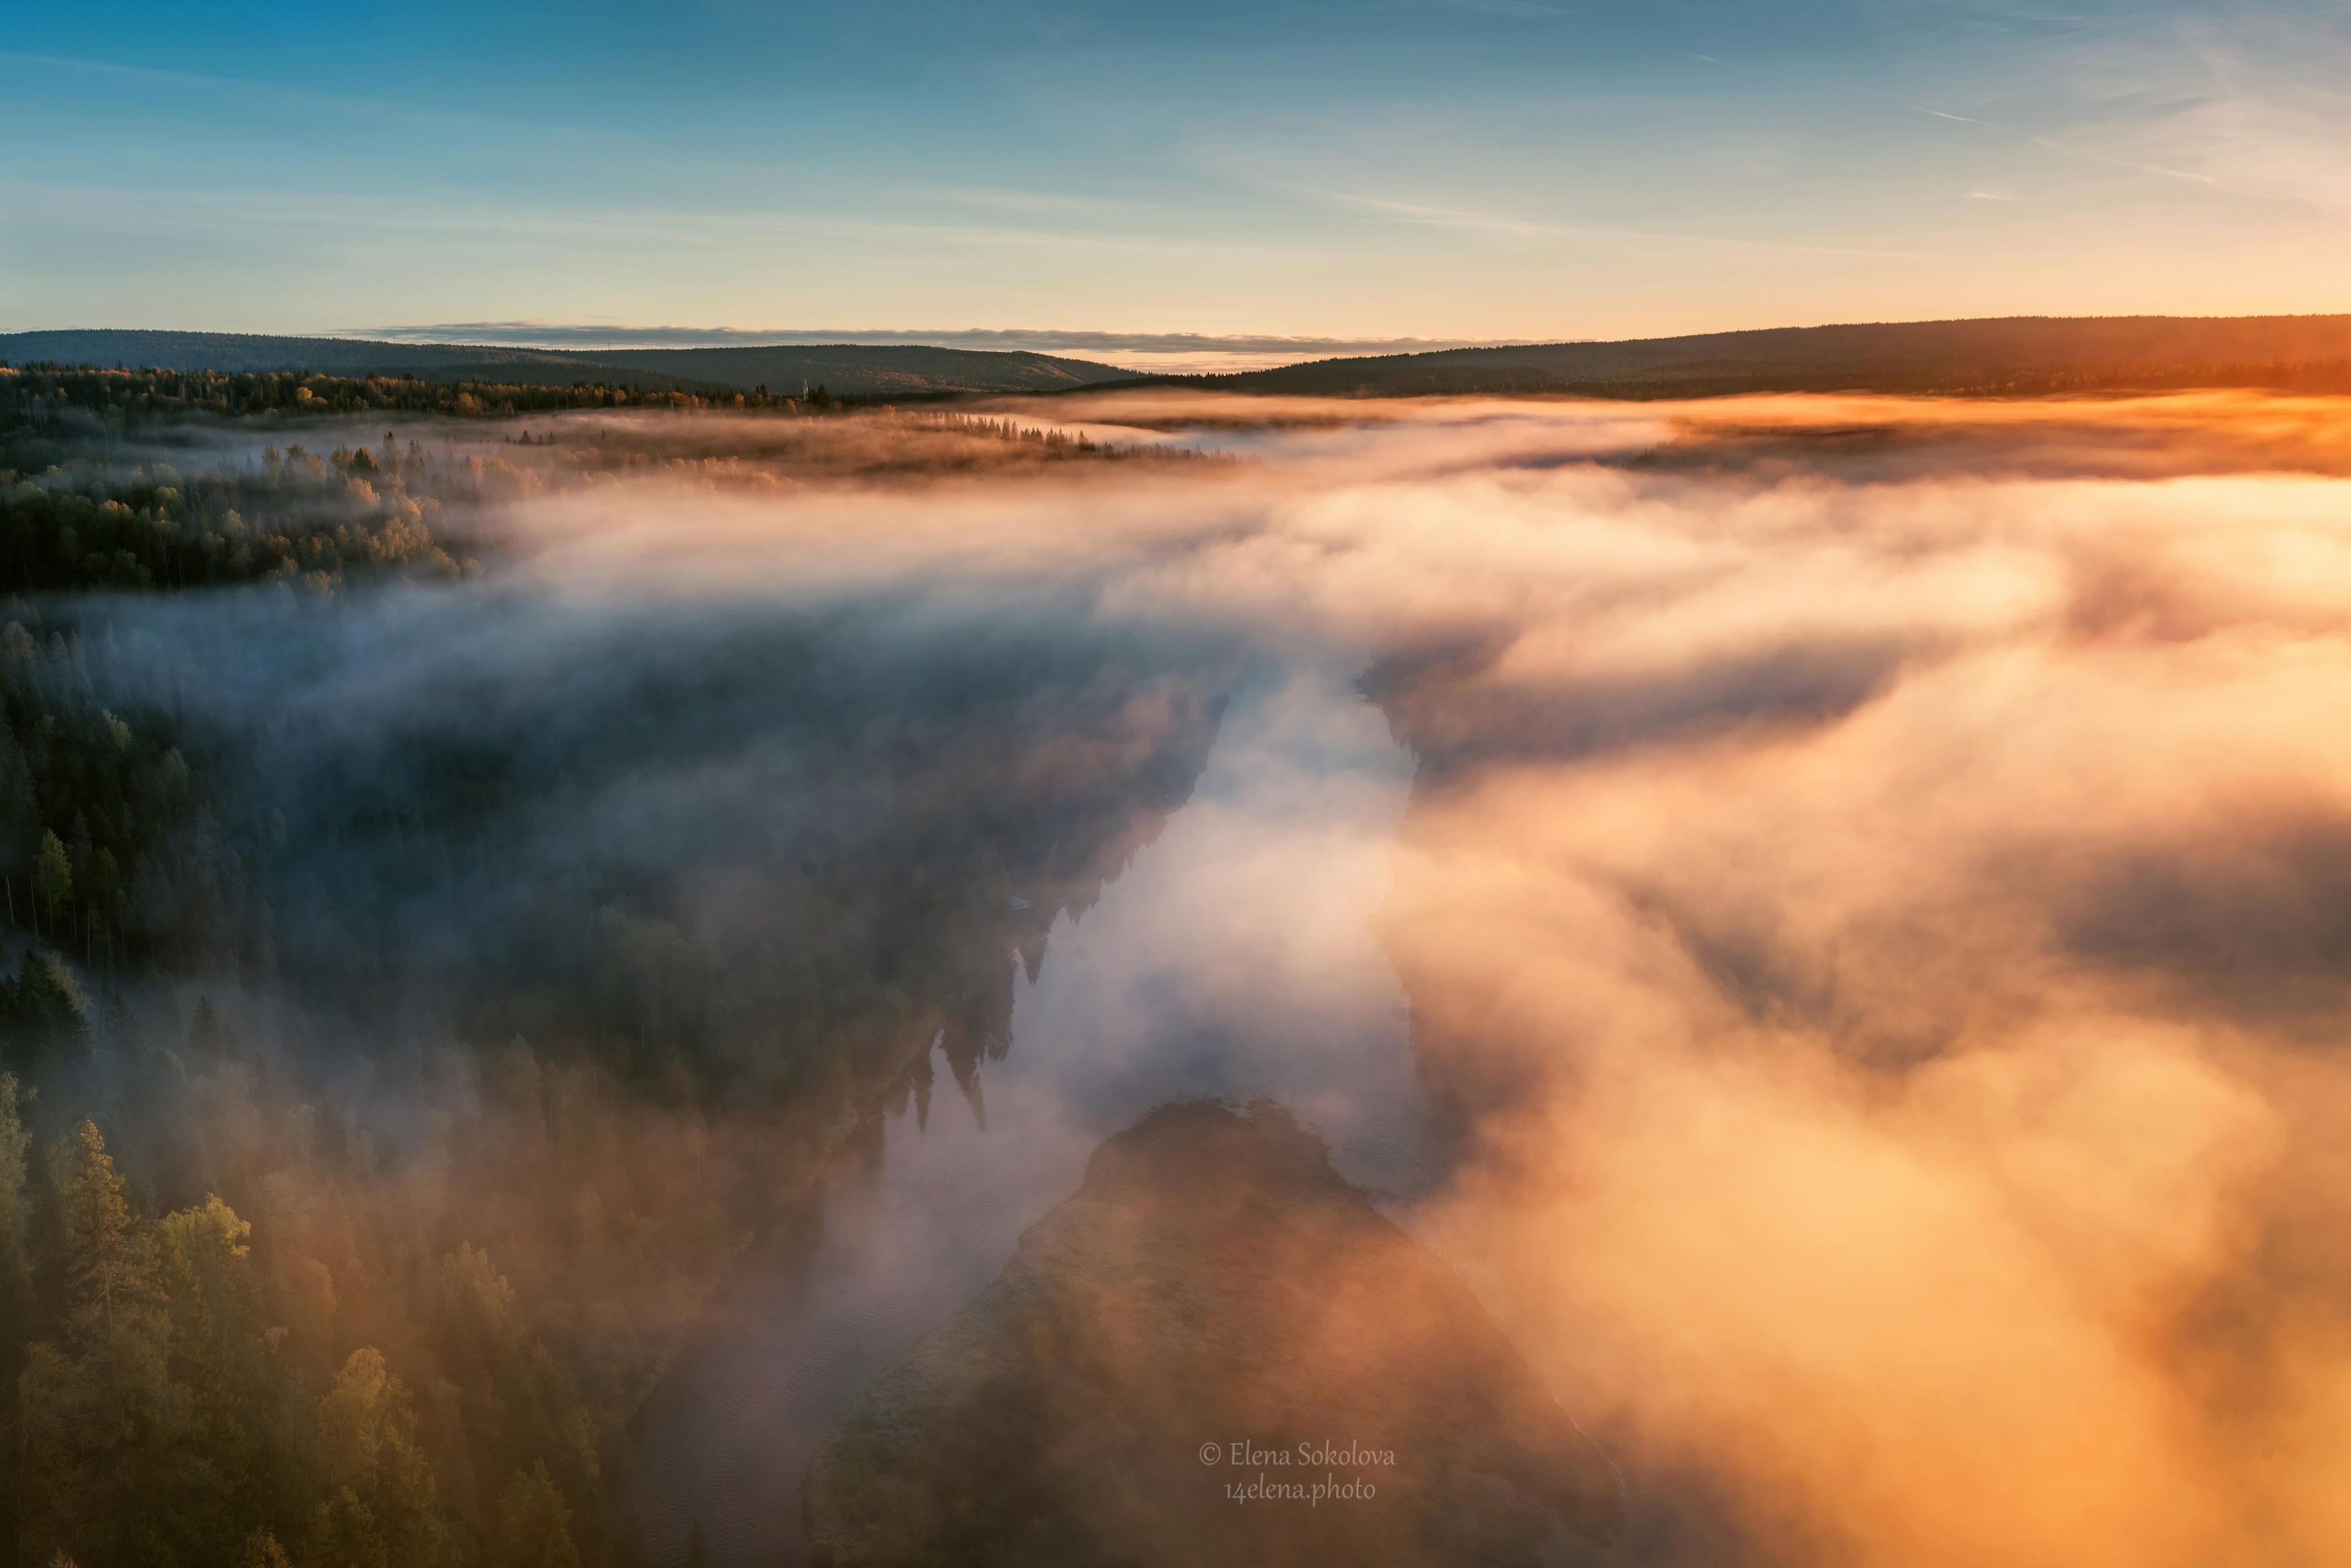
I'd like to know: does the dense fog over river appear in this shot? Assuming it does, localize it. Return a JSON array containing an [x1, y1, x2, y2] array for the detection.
[[5, 385, 2350, 1567], [590, 389, 2351, 1565], [633, 656, 1431, 1564]]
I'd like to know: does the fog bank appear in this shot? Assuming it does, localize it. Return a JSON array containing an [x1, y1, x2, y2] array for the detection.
[[28, 387, 2348, 1566]]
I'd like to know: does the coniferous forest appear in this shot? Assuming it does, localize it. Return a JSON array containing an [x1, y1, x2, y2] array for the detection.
[[0, 367, 1236, 1568], [11, 335, 2351, 1568], [14, 0, 2351, 1559]]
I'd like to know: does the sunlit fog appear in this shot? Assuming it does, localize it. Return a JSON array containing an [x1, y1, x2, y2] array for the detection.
[[0, 375, 2344, 1566]]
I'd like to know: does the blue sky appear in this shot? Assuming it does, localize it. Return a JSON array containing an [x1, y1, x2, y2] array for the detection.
[[3, 1, 2347, 353]]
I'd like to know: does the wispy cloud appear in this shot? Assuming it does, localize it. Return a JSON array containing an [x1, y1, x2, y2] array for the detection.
[[1314, 190, 1937, 261], [1903, 100, 2258, 199], [2030, 136, 2234, 190], [0, 180, 1315, 265], [1898, 14, 2351, 214], [2090, 19, 2351, 215], [1909, 105, 1992, 126]]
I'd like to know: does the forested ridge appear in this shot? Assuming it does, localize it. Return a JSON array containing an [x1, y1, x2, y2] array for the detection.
[[0, 394, 1237, 1567], [0, 365, 1231, 601], [1163, 355, 2351, 400], [0, 334, 1139, 399], [1093, 314, 2351, 399], [1, 365, 1208, 479], [0, 445, 462, 598], [0, 406, 703, 1565], [1, 364, 864, 444]]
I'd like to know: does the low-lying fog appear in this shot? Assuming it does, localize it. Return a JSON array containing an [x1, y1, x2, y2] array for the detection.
[[35, 387, 2351, 1566]]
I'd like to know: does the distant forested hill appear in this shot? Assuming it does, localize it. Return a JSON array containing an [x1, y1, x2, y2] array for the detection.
[[0, 330, 1139, 396], [0, 330, 738, 394], [576, 343, 1137, 394], [19, 317, 2351, 402], [1176, 315, 2351, 398]]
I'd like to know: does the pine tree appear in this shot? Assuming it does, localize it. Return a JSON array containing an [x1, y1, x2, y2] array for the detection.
[[187, 997, 230, 1061], [97, 996, 136, 1058], [66, 815, 91, 909], [0, 1075, 33, 1557], [299, 1489, 385, 1568], [437, 1244, 606, 1563], [238, 1532, 292, 1568], [0, 1074, 34, 1351], [32, 830, 69, 931], [159, 1194, 302, 1555], [495, 1463, 580, 1568], [60, 1121, 159, 1433], [1, 954, 88, 1080], [19, 1121, 171, 1567], [304, 1348, 447, 1568]]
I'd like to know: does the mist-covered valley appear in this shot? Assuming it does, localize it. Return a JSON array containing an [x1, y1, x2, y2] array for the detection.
[[1, 374, 2348, 1568]]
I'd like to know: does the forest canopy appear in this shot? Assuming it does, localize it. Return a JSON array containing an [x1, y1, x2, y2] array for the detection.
[[0, 389, 1241, 1568]]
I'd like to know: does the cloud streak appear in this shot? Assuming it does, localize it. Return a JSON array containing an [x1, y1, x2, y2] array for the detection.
[[1308, 190, 1942, 261]]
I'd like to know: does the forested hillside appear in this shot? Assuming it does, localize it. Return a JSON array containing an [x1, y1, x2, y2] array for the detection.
[[1157, 314, 2351, 398], [547, 344, 1134, 395], [0, 335, 734, 396], [0, 334, 1137, 399], [22, 316, 2351, 405], [0, 595, 1226, 1568], [0, 365, 871, 465], [0, 388, 1238, 1568]]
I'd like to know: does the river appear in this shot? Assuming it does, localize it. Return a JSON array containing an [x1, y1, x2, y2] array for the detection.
[[629, 649, 1440, 1566]]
